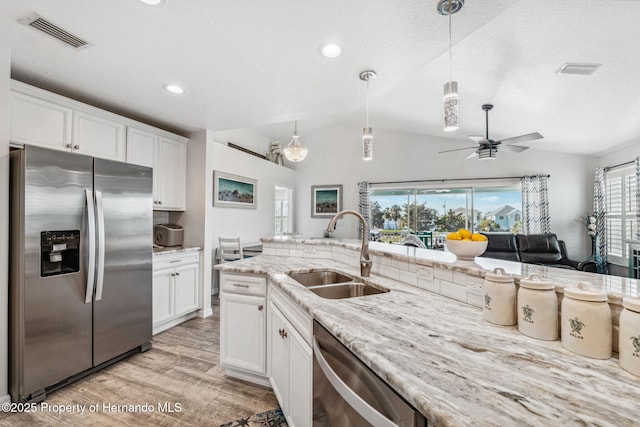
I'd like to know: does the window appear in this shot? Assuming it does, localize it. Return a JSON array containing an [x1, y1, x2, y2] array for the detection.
[[274, 186, 293, 235], [369, 181, 522, 244], [605, 166, 637, 265]]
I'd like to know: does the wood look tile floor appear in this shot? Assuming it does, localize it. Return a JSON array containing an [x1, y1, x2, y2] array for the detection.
[[0, 297, 278, 426]]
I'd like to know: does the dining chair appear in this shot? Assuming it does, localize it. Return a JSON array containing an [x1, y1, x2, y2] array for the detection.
[[218, 237, 243, 263]]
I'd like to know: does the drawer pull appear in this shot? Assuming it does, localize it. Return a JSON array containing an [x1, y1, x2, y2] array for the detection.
[[169, 260, 182, 263], [233, 283, 250, 288], [74, 144, 80, 150], [258, 304, 264, 311]]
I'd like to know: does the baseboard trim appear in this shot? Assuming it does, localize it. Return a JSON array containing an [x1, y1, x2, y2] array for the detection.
[[222, 367, 270, 388], [153, 311, 197, 335], [198, 306, 213, 318]]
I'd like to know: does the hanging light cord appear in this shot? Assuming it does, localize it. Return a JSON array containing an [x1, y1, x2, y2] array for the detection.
[[448, 0, 453, 82]]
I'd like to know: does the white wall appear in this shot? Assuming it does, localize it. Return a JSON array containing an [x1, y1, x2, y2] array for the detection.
[[0, 45, 11, 404], [293, 124, 595, 259], [596, 138, 640, 168], [208, 131, 297, 293]]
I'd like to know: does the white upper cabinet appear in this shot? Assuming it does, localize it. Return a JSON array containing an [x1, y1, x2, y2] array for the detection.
[[10, 91, 72, 149], [156, 136, 186, 210], [10, 81, 188, 211], [72, 111, 125, 161], [127, 127, 187, 210], [126, 127, 156, 168]]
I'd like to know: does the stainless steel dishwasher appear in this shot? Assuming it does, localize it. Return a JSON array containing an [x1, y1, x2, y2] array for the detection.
[[313, 321, 427, 427]]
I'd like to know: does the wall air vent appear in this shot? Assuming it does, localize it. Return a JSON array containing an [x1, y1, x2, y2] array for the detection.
[[18, 12, 91, 50], [558, 63, 601, 75]]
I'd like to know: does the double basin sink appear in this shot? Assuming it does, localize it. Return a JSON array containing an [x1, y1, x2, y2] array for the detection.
[[287, 270, 388, 299]]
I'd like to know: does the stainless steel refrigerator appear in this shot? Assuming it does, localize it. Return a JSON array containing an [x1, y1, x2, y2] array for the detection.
[[9, 144, 153, 402]]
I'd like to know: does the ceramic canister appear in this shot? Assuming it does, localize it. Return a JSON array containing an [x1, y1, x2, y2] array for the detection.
[[517, 274, 558, 341], [619, 296, 640, 377], [483, 268, 516, 326], [561, 282, 612, 359]]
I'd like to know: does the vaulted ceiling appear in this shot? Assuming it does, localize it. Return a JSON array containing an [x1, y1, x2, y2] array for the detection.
[[1, 0, 639, 156]]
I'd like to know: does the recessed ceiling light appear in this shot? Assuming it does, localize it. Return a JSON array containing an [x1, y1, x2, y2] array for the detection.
[[164, 84, 184, 94], [319, 43, 343, 59], [138, 0, 167, 6]]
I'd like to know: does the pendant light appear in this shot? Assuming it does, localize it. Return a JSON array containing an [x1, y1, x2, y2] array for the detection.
[[283, 120, 308, 162], [360, 70, 376, 161], [438, 0, 464, 132]]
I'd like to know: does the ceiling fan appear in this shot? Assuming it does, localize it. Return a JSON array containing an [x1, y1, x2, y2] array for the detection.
[[439, 104, 543, 160]]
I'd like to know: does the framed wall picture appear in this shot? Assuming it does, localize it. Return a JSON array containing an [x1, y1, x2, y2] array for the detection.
[[213, 171, 258, 209], [311, 184, 343, 218]]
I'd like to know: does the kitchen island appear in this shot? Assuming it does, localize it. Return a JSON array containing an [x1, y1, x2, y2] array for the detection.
[[216, 238, 640, 426]]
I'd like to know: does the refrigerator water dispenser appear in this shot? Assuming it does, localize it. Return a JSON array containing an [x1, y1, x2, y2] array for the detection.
[[40, 230, 80, 277]]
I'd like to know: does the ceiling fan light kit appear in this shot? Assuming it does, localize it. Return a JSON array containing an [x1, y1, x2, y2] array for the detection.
[[439, 0, 463, 132], [439, 103, 543, 160]]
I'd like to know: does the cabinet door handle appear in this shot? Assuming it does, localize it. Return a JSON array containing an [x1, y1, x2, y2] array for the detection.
[[74, 144, 80, 150], [282, 330, 288, 339], [175, 272, 180, 276], [278, 328, 284, 337], [233, 283, 250, 288], [258, 304, 264, 311], [171, 273, 175, 277], [158, 201, 163, 205], [66, 143, 72, 149]]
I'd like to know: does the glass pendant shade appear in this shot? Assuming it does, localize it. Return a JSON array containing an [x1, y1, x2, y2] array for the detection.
[[283, 134, 308, 162], [362, 127, 373, 161], [283, 120, 307, 162], [443, 81, 459, 132]]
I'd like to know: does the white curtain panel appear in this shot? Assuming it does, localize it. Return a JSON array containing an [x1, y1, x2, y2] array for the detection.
[[593, 167, 608, 274], [521, 174, 551, 234], [357, 181, 371, 239]]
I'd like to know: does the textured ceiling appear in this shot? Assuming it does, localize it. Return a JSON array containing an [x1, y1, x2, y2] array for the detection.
[[1, 0, 639, 156]]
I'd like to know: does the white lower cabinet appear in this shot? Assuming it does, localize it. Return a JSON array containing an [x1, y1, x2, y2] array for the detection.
[[219, 272, 269, 385], [153, 251, 200, 335], [268, 285, 312, 427]]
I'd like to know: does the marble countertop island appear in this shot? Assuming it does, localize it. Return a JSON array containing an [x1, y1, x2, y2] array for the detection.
[[216, 248, 640, 426]]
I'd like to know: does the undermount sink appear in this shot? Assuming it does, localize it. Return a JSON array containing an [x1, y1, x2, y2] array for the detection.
[[287, 270, 388, 299], [308, 282, 388, 299], [287, 270, 353, 287]]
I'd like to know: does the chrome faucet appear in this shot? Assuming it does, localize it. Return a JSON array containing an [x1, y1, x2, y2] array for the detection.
[[326, 210, 372, 277]]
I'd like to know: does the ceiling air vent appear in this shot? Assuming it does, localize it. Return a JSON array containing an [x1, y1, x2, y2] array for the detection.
[[558, 63, 601, 76], [18, 12, 91, 50]]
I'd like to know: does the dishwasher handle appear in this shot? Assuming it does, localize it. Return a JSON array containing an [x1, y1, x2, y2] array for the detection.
[[313, 337, 398, 427]]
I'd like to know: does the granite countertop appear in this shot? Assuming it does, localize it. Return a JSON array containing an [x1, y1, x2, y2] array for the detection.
[[262, 237, 640, 301], [152, 245, 201, 256], [217, 254, 640, 426]]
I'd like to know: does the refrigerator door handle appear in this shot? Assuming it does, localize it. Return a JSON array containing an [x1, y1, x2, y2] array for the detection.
[[95, 190, 106, 301], [84, 189, 96, 304]]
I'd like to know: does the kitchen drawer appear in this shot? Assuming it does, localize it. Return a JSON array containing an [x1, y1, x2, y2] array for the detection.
[[154, 251, 199, 270], [221, 273, 266, 297]]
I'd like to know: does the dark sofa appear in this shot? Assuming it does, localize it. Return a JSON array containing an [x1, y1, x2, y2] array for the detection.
[[480, 232, 596, 271]]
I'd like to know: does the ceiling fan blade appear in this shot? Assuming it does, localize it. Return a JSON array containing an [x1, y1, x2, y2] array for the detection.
[[439, 146, 480, 154], [468, 135, 489, 144], [500, 145, 529, 153], [465, 151, 479, 159], [497, 132, 543, 145]]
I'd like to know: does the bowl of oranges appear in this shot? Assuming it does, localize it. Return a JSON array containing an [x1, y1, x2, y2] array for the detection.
[[445, 229, 488, 260]]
